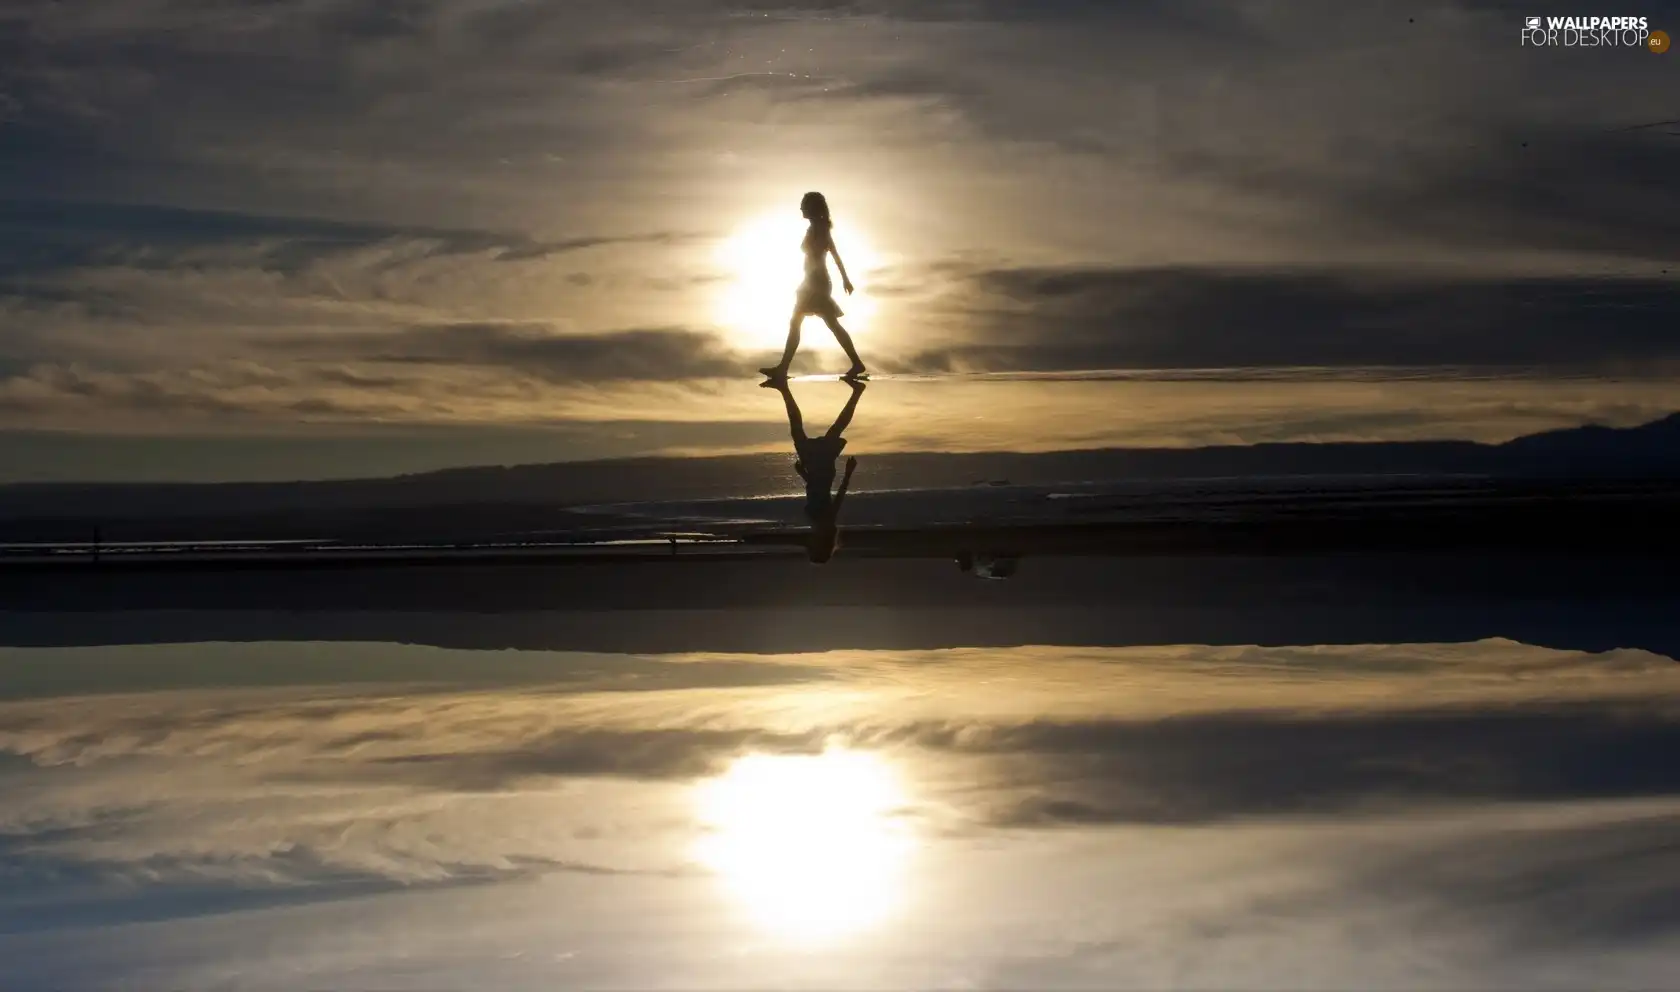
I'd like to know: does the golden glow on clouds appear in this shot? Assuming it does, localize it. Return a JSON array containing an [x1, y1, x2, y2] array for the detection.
[[713, 212, 881, 351], [692, 747, 914, 943]]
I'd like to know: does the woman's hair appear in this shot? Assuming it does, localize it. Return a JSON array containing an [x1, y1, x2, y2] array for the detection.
[[800, 191, 833, 230]]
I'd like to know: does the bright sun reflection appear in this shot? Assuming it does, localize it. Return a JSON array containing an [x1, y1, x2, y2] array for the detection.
[[693, 748, 914, 943], [714, 212, 881, 352]]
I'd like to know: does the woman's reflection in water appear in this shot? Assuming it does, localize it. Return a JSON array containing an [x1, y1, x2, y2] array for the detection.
[[765, 377, 864, 563]]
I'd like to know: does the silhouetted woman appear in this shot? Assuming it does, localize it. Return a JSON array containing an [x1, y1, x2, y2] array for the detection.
[[759, 191, 867, 380], [765, 376, 864, 563]]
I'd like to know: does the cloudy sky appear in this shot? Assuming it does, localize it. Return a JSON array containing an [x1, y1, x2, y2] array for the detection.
[[2, 0, 1678, 480]]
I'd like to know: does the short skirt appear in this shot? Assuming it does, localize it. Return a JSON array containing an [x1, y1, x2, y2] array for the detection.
[[794, 275, 844, 320], [795, 434, 847, 471]]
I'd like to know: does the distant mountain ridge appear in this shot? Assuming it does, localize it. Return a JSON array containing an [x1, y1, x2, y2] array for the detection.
[[1, 414, 1676, 541]]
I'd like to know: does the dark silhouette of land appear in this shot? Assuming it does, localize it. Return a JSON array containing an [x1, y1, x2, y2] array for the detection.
[[1, 414, 1677, 545]]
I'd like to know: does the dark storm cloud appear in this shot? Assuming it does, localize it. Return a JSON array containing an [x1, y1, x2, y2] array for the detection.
[[98, 695, 1661, 812], [5, 1, 1673, 272], [0, 364, 308, 419], [315, 0, 432, 40], [977, 808, 1680, 988], [367, 702, 1676, 818], [0, 811, 684, 936], [270, 323, 746, 382], [372, 727, 831, 789], [0, 0, 739, 205], [900, 267, 1680, 372], [0, 199, 681, 278], [726, 0, 1223, 25], [771, 2, 1680, 261], [0, 197, 726, 422], [1165, 124, 1680, 262], [936, 702, 1680, 826], [1346, 810, 1680, 951]]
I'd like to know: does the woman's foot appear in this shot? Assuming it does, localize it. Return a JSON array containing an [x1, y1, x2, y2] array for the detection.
[[759, 365, 789, 381], [843, 363, 867, 380]]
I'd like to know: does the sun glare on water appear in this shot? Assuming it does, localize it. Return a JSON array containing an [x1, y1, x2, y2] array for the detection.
[[714, 212, 882, 352], [693, 748, 915, 943]]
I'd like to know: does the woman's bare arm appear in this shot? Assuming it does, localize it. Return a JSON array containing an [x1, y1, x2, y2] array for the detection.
[[829, 235, 854, 294]]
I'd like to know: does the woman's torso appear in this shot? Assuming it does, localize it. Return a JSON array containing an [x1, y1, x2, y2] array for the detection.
[[801, 226, 829, 282]]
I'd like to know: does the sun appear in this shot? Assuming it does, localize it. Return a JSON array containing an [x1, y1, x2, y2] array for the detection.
[[692, 748, 914, 943], [713, 212, 881, 352]]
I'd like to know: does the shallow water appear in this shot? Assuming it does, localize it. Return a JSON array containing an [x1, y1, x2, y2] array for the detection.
[[0, 627, 1676, 988]]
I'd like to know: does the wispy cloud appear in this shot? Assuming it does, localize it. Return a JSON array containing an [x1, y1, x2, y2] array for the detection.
[[268, 323, 749, 382]]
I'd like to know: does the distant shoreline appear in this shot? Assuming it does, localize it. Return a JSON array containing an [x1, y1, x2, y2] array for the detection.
[[5, 476, 1677, 571], [3, 413, 1676, 546]]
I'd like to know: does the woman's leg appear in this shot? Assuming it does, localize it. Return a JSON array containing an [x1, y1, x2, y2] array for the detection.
[[777, 382, 807, 443], [825, 376, 865, 439], [823, 315, 865, 375], [761, 313, 804, 376]]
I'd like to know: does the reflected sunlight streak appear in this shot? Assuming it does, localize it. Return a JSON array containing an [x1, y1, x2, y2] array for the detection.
[[714, 213, 881, 352], [693, 748, 914, 943]]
